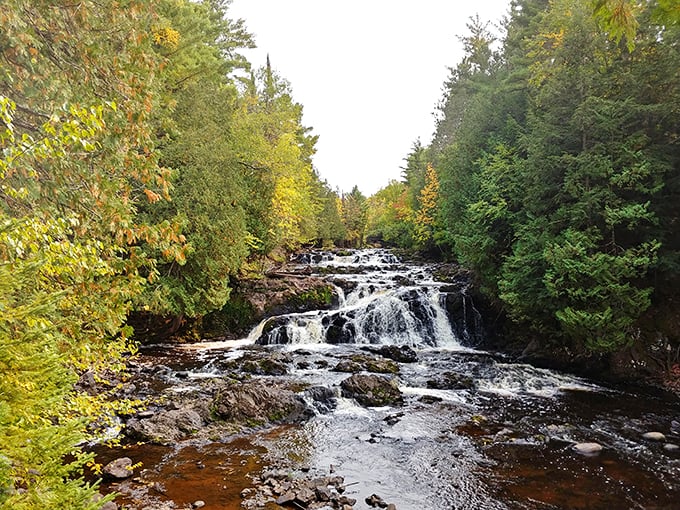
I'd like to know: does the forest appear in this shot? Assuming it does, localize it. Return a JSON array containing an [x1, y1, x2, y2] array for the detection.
[[0, 0, 678, 508], [366, 0, 680, 359]]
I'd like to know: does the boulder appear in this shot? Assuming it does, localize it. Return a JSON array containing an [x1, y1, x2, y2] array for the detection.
[[370, 345, 418, 363], [212, 380, 313, 425], [426, 371, 475, 390], [333, 354, 399, 374], [305, 386, 337, 413], [340, 374, 403, 407], [125, 407, 203, 444], [102, 457, 134, 480]]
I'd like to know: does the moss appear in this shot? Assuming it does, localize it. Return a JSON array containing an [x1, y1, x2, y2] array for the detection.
[[292, 285, 335, 310]]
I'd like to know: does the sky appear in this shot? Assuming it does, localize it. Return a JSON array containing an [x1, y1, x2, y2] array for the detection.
[[228, 0, 512, 196]]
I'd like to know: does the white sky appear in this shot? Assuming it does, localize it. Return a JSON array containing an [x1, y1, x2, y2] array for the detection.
[[228, 0, 511, 196]]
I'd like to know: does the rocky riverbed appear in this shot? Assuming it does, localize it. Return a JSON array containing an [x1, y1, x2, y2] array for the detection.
[[89, 249, 680, 510]]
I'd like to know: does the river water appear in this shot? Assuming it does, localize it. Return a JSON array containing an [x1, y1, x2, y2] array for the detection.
[[99, 249, 680, 510]]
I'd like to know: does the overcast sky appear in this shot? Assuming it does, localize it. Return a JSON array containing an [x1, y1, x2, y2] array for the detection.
[[228, 0, 511, 196]]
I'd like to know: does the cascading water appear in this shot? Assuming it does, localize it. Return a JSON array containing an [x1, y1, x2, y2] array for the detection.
[[257, 249, 460, 348]]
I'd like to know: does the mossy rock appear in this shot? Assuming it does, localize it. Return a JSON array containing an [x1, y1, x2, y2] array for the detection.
[[340, 374, 403, 407]]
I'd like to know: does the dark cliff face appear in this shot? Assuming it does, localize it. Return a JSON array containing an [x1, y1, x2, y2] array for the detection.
[[201, 276, 339, 341]]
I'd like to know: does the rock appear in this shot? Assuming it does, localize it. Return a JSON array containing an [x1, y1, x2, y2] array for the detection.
[[192, 501, 205, 509], [642, 431, 666, 441], [91, 494, 117, 510], [363, 345, 418, 363], [386, 504, 397, 510], [419, 395, 442, 404], [102, 458, 134, 479], [295, 486, 315, 505], [315, 485, 332, 501], [305, 386, 338, 413], [212, 380, 313, 425], [125, 407, 203, 444], [276, 492, 296, 505], [240, 354, 289, 376], [333, 360, 363, 373], [572, 442, 603, 455], [76, 370, 98, 395], [340, 374, 403, 407], [334, 354, 399, 374], [366, 493, 389, 508], [384, 412, 404, 426], [262, 468, 289, 480], [426, 371, 475, 390], [664, 443, 679, 451], [322, 312, 358, 344]]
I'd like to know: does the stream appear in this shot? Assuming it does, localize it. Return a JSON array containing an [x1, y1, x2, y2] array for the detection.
[[96, 249, 680, 510]]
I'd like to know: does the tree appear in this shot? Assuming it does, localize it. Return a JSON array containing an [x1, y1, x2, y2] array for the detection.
[[413, 164, 442, 247], [341, 186, 368, 247], [365, 180, 414, 247], [0, 0, 186, 504], [313, 179, 347, 247]]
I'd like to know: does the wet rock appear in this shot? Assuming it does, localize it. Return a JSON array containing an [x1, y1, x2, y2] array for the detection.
[[384, 412, 404, 426], [340, 374, 403, 407], [315, 485, 332, 501], [212, 380, 313, 425], [334, 354, 399, 374], [295, 486, 315, 506], [419, 395, 443, 404], [102, 457, 134, 479], [239, 353, 289, 376], [305, 386, 338, 413], [366, 493, 388, 508], [642, 431, 666, 441], [276, 492, 296, 505], [333, 360, 363, 373], [261, 468, 289, 480], [368, 345, 418, 363], [125, 407, 203, 444], [426, 371, 476, 390], [323, 313, 358, 344], [572, 442, 603, 455]]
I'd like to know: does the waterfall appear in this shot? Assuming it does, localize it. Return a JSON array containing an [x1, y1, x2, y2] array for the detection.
[[256, 249, 463, 348]]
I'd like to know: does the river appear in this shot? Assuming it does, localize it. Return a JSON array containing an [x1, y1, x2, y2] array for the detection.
[[96, 249, 680, 510]]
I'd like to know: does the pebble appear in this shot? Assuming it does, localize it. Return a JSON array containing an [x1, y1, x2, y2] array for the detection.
[[663, 443, 679, 451], [572, 442, 603, 455], [642, 431, 666, 441], [192, 501, 205, 509]]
